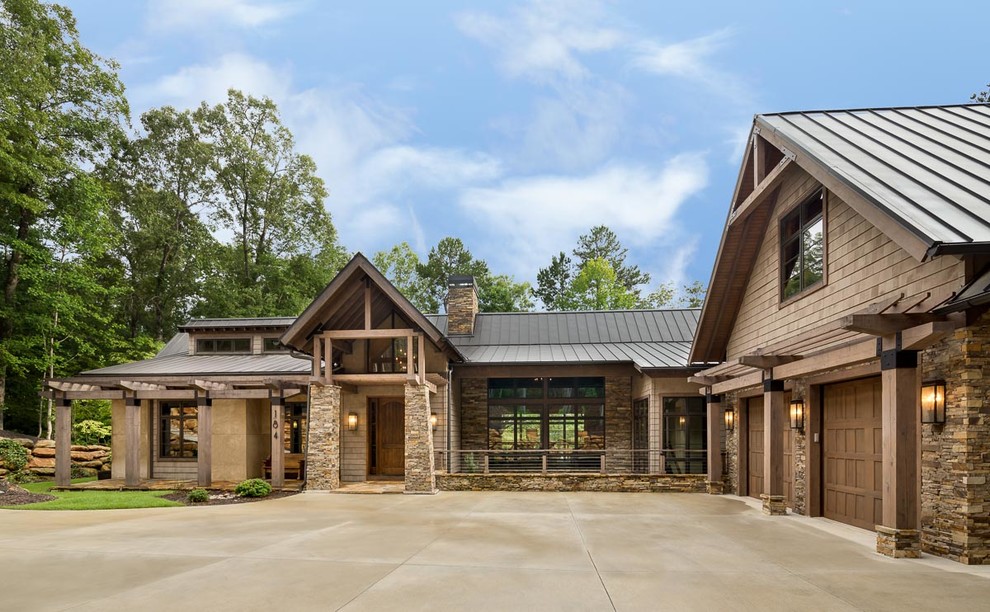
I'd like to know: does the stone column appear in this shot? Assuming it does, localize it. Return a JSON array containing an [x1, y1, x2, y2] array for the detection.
[[605, 376, 633, 473], [877, 342, 921, 558], [270, 394, 285, 489], [197, 394, 212, 487], [307, 384, 341, 491], [125, 396, 141, 487], [404, 382, 436, 494], [55, 397, 72, 487], [762, 376, 786, 515], [706, 391, 723, 494]]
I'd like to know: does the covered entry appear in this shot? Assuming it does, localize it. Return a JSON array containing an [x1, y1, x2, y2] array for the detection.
[[822, 377, 882, 530]]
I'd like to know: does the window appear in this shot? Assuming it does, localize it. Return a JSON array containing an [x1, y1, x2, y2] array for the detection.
[[160, 402, 198, 459], [487, 377, 605, 450], [283, 403, 307, 454], [196, 337, 251, 354], [780, 189, 825, 300], [662, 397, 706, 474], [632, 398, 649, 473], [263, 337, 287, 353]]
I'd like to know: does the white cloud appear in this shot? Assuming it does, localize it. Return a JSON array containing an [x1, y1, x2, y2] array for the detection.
[[145, 0, 300, 32], [455, 0, 624, 84], [459, 154, 708, 280]]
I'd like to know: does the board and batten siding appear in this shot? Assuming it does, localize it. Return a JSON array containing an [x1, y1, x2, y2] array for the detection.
[[725, 169, 966, 359]]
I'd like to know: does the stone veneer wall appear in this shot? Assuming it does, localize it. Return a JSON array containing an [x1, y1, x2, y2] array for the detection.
[[921, 311, 990, 564], [307, 385, 341, 490], [790, 380, 808, 516], [724, 394, 739, 495], [604, 376, 632, 471], [0, 438, 111, 477], [445, 283, 478, 335], [437, 473, 707, 492], [460, 378, 488, 450], [404, 383, 436, 493]]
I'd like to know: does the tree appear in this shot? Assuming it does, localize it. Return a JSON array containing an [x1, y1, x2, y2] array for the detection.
[[416, 237, 490, 313], [644, 280, 707, 308], [573, 226, 650, 291], [482, 274, 534, 312], [564, 258, 639, 311], [0, 0, 128, 429], [373, 242, 430, 311], [533, 251, 573, 310], [972, 84, 990, 103], [193, 90, 347, 317]]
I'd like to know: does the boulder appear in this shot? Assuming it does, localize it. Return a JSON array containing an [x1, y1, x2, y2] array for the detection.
[[27, 456, 55, 469], [34, 439, 55, 448], [32, 447, 56, 458], [71, 451, 99, 461], [30, 467, 55, 476], [78, 460, 104, 468]]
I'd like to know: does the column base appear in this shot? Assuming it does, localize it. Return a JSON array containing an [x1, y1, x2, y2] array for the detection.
[[403, 488, 439, 495], [876, 526, 921, 558], [706, 480, 724, 495], [760, 494, 787, 515]]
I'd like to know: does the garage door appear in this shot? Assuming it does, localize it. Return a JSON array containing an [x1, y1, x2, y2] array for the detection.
[[823, 378, 882, 530], [747, 397, 764, 498]]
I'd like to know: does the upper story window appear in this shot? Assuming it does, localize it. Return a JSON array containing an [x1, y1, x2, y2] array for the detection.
[[780, 189, 825, 301], [263, 337, 287, 353], [196, 337, 251, 354]]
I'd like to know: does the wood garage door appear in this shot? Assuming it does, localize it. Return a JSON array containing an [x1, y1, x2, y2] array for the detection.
[[823, 378, 882, 530], [747, 397, 764, 498]]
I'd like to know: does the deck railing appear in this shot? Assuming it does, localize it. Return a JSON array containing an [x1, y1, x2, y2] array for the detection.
[[435, 449, 709, 476]]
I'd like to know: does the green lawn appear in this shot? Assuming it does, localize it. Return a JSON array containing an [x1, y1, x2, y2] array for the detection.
[[4, 478, 182, 510]]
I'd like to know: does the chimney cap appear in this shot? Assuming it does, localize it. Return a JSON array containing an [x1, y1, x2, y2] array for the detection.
[[448, 274, 476, 287]]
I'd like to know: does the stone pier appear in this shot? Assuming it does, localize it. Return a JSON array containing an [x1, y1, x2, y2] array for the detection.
[[307, 384, 341, 491], [404, 383, 436, 494]]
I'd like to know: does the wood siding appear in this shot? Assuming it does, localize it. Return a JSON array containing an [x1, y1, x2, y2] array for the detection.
[[725, 169, 966, 359]]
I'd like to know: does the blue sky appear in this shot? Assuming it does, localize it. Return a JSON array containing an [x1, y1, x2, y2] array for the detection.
[[65, 0, 988, 297]]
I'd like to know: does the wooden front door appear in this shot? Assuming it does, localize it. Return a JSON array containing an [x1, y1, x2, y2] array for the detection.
[[823, 378, 883, 530], [747, 397, 764, 498], [370, 398, 404, 478]]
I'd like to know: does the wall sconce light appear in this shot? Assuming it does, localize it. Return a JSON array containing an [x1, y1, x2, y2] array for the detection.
[[789, 399, 805, 432], [724, 408, 735, 431], [429, 413, 438, 431], [347, 412, 358, 431], [921, 381, 946, 424]]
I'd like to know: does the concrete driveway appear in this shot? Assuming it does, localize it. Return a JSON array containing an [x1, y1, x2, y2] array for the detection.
[[1, 492, 989, 611]]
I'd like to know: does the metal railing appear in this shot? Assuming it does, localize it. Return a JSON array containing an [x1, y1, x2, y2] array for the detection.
[[435, 449, 709, 476]]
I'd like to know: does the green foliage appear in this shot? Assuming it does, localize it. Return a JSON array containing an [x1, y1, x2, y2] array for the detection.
[[2, 488, 181, 510], [373, 242, 430, 311], [644, 281, 707, 308], [972, 84, 990, 103], [72, 419, 111, 446], [234, 478, 272, 498], [0, 439, 29, 473], [187, 488, 209, 503], [572, 226, 650, 291], [534, 251, 573, 311], [564, 258, 639, 310]]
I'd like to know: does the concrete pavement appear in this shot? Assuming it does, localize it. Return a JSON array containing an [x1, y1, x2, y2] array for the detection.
[[1, 492, 989, 611]]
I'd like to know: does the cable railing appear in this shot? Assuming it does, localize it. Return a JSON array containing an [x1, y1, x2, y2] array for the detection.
[[435, 449, 709, 476]]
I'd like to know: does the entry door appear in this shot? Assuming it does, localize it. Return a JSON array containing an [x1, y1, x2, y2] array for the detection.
[[747, 397, 764, 498], [372, 399, 405, 477], [823, 378, 883, 530]]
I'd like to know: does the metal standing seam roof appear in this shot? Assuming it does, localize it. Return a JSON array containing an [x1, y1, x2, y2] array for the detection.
[[758, 105, 990, 251], [178, 317, 297, 331], [426, 310, 699, 368]]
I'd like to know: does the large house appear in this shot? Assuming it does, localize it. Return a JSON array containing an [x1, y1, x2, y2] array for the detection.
[[47, 255, 708, 496], [691, 104, 990, 563]]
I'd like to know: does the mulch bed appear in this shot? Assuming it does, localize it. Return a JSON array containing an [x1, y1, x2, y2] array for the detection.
[[163, 490, 300, 506], [0, 480, 56, 506]]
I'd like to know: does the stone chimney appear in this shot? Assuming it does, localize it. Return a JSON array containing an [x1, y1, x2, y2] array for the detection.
[[445, 275, 478, 335]]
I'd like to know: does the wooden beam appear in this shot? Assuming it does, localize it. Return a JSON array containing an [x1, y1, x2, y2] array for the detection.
[[136, 390, 195, 400], [324, 328, 416, 340], [764, 383, 785, 498], [192, 379, 229, 392], [407, 334, 415, 382], [312, 335, 321, 377], [197, 397, 212, 487], [417, 333, 426, 379], [738, 354, 801, 369], [118, 380, 166, 392], [730, 158, 793, 225], [772, 339, 878, 380], [62, 390, 125, 400], [840, 313, 943, 336], [364, 283, 372, 330], [47, 381, 102, 393], [687, 374, 732, 386], [900, 320, 957, 350], [325, 336, 333, 385], [881, 346, 920, 531], [125, 397, 140, 487], [710, 370, 763, 395], [425, 372, 448, 388], [55, 399, 71, 486]]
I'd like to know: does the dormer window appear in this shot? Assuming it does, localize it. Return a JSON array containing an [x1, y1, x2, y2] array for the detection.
[[781, 189, 825, 301], [196, 338, 251, 354]]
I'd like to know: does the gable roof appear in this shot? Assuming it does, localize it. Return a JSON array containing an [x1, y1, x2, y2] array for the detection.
[[691, 103, 990, 363], [280, 253, 461, 360], [428, 310, 700, 369]]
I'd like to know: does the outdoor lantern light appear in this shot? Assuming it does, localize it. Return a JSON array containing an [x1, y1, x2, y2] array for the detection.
[[789, 399, 805, 432], [921, 382, 946, 424], [430, 413, 438, 431], [347, 412, 358, 431], [724, 408, 735, 431]]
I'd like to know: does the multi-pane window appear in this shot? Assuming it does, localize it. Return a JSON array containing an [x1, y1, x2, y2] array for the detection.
[[662, 397, 706, 474], [283, 403, 307, 454], [160, 402, 198, 459], [487, 378, 605, 450], [196, 337, 251, 354], [781, 189, 825, 300]]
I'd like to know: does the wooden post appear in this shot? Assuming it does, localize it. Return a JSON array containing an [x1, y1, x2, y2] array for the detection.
[[271, 392, 285, 489], [879, 337, 921, 550], [197, 394, 212, 487], [55, 397, 72, 487], [125, 395, 141, 487], [324, 336, 333, 385], [417, 333, 425, 378], [364, 283, 372, 330], [407, 334, 415, 382], [706, 390, 723, 493], [312, 336, 321, 378], [763, 375, 786, 514]]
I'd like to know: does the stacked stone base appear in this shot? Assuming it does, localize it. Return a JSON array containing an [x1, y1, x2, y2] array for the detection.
[[706, 480, 724, 495], [761, 494, 787, 515], [436, 473, 707, 493], [877, 526, 921, 558], [306, 385, 341, 491]]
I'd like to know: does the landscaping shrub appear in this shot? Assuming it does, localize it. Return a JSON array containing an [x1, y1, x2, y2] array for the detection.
[[73, 419, 111, 446], [187, 489, 209, 503], [234, 478, 272, 498], [0, 439, 29, 475]]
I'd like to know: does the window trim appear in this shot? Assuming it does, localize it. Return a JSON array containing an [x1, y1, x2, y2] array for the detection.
[[661, 395, 707, 475], [195, 336, 253, 355], [779, 187, 828, 305]]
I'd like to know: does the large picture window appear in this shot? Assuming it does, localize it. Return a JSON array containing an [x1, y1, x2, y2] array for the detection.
[[780, 189, 825, 300], [160, 402, 198, 459], [487, 377, 605, 450], [662, 397, 706, 474]]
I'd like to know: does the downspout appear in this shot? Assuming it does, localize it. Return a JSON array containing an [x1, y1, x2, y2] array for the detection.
[[447, 366, 453, 473]]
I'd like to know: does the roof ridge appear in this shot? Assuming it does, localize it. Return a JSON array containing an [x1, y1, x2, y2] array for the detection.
[[761, 103, 989, 118]]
